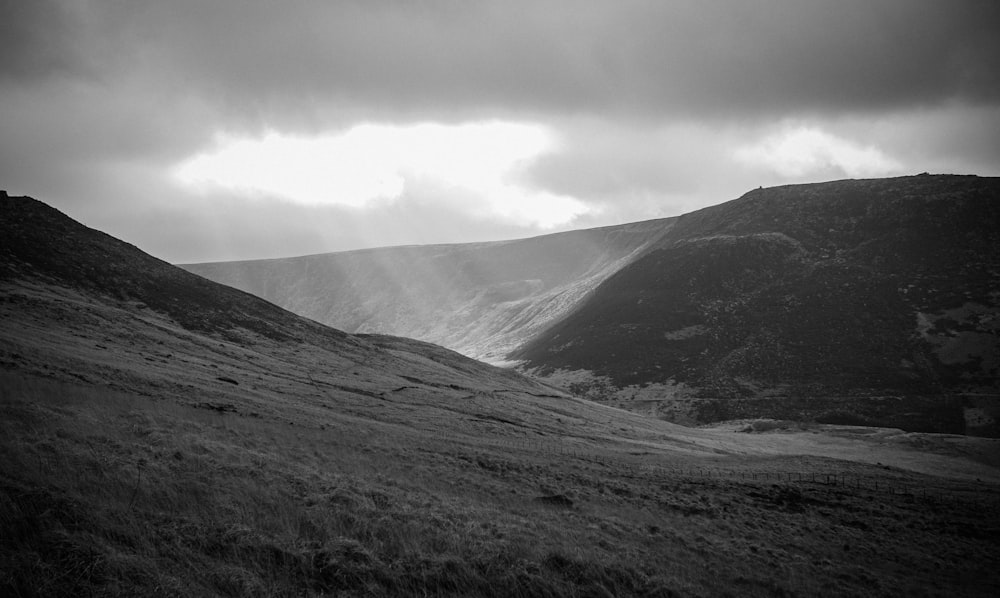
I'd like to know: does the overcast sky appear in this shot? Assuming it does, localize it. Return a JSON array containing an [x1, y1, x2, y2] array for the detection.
[[2, 1, 999, 263]]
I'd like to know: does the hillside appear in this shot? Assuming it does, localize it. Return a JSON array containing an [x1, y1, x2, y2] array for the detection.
[[185, 175, 1000, 436], [0, 191, 559, 414], [514, 175, 1000, 435], [183, 218, 672, 363], [3, 191, 1000, 596]]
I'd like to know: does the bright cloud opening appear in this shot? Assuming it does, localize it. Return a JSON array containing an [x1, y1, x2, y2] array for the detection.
[[173, 121, 588, 227], [734, 126, 903, 178]]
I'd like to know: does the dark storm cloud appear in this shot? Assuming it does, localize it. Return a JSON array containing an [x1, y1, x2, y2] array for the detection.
[[158, 0, 1000, 119], [4, 0, 998, 168], [2, 0, 1000, 263], [8, 0, 999, 121], [0, 0, 85, 81]]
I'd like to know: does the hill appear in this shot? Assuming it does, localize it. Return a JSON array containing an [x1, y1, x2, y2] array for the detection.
[[514, 175, 1000, 435], [183, 218, 671, 363], [0, 191, 563, 421], [186, 175, 1000, 436], [3, 191, 999, 596]]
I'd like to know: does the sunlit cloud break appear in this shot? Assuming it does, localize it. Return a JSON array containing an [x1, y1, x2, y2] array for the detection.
[[173, 121, 588, 227], [734, 126, 903, 178]]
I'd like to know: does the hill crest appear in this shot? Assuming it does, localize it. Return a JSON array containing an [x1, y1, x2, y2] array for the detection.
[[183, 215, 674, 362], [515, 174, 1000, 434], [0, 192, 554, 407], [182, 174, 1000, 435]]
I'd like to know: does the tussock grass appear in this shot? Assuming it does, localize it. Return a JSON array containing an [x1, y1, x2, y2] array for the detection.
[[0, 375, 680, 597], [3, 372, 998, 596]]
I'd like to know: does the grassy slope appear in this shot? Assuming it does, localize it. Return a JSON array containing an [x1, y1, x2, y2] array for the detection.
[[3, 370, 999, 597], [2, 194, 1000, 596], [2, 281, 1000, 597], [183, 218, 672, 363], [514, 175, 1000, 433]]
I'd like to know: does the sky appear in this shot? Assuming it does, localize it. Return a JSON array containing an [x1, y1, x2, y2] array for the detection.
[[2, 0, 999, 264]]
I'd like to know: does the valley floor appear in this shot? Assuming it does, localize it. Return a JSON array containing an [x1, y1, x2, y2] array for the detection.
[[2, 371, 998, 597]]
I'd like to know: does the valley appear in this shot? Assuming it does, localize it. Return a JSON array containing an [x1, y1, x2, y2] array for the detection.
[[184, 218, 672, 364], [2, 190, 1000, 596], [186, 175, 1000, 435]]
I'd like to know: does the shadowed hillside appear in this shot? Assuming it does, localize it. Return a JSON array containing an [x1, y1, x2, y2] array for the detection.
[[184, 218, 672, 362], [513, 175, 1000, 435], [0, 192, 553, 406], [3, 191, 1000, 596]]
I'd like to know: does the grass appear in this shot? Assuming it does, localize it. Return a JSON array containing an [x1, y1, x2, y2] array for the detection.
[[0, 374, 681, 596], [5, 180, 999, 596], [2, 372, 999, 597]]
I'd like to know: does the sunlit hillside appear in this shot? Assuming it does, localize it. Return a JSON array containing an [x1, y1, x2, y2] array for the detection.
[[184, 218, 672, 363]]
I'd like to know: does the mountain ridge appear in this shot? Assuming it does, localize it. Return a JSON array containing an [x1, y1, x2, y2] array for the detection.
[[515, 174, 1000, 434], [183, 215, 674, 362], [183, 174, 1000, 435]]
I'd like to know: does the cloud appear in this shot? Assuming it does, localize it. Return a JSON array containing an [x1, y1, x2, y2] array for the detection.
[[141, 185, 560, 264], [2, 1, 999, 263], [734, 126, 904, 178], [851, 105, 1000, 175], [8, 1, 999, 121], [0, 0, 85, 81], [172, 122, 589, 227], [526, 119, 743, 201]]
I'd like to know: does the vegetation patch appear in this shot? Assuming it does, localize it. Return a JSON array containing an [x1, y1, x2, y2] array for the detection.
[[2, 374, 998, 596]]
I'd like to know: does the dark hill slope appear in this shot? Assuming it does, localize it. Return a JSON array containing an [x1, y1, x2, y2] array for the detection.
[[513, 175, 1000, 435], [0, 192, 551, 403], [1, 193, 351, 345], [183, 218, 672, 362]]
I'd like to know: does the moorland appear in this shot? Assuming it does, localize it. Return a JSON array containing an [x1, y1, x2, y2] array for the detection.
[[186, 175, 1000, 435], [2, 189, 999, 596]]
